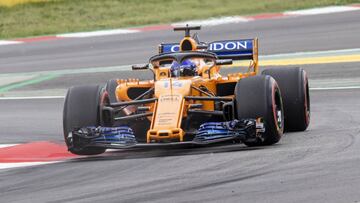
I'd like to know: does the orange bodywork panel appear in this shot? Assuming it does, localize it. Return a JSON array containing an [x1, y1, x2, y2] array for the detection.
[[147, 79, 191, 142]]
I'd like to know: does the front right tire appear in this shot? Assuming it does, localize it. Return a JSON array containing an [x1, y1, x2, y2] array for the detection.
[[235, 75, 284, 146]]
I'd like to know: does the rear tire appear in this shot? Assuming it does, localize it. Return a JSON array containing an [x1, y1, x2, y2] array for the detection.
[[262, 67, 310, 131], [235, 75, 284, 146], [63, 85, 107, 155]]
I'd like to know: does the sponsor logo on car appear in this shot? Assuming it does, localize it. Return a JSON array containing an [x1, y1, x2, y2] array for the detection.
[[208, 41, 249, 51]]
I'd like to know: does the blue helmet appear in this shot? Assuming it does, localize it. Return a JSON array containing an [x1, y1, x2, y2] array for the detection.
[[170, 59, 197, 77], [170, 61, 181, 77]]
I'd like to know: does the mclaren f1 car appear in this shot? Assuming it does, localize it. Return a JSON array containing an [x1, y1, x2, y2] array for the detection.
[[63, 25, 310, 155]]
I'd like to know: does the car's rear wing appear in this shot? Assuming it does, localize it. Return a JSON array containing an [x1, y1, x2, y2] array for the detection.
[[158, 38, 259, 74], [158, 38, 258, 61]]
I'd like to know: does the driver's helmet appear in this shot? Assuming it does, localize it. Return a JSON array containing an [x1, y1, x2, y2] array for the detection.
[[170, 59, 197, 77], [170, 61, 181, 77], [181, 59, 197, 76]]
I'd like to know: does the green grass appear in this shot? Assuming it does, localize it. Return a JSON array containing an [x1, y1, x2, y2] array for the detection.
[[0, 0, 359, 39]]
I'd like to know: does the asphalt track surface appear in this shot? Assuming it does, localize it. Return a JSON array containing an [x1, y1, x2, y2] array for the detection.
[[1, 10, 360, 203]]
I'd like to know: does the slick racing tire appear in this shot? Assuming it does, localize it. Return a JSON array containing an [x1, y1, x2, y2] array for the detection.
[[262, 67, 310, 131], [235, 75, 284, 146], [105, 79, 118, 103], [63, 85, 108, 155]]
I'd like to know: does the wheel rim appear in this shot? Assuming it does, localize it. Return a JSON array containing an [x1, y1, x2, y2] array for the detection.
[[273, 85, 284, 131], [275, 93, 283, 130], [304, 73, 310, 125], [276, 105, 282, 128]]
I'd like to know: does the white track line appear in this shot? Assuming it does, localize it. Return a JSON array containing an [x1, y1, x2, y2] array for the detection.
[[0, 144, 18, 148], [0, 40, 23, 46], [310, 86, 360, 90], [57, 29, 139, 38], [0, 161, 60, 170], [0, 96, 65, 100], [285, 6, 360, 16], [172, 16, 250, 27]]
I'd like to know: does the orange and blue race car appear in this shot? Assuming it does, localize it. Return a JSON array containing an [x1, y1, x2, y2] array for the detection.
[[63, 25, 310, 155]]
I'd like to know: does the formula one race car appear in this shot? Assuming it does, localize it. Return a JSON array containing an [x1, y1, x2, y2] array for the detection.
[[63, 25, 310, 155]]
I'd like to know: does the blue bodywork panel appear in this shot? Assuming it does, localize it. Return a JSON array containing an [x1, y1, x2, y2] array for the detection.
[[161, 43, 180, 53], [208, 40, 253, 60], [159, 39, 254, 60], [69, 120, 262, 149], [92, 127, 137, 145], [70, 126, 137, 149], [194, 119, 259, 144]]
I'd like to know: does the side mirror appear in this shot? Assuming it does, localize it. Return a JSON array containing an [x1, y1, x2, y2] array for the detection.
[[215, 59, 233, 65], [132, 64, 149, 70]]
